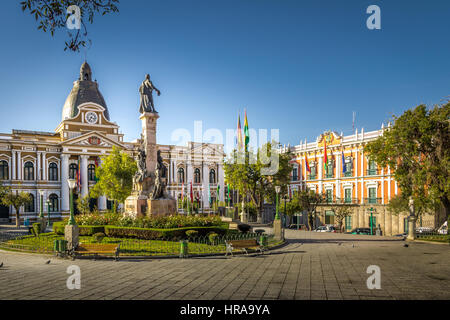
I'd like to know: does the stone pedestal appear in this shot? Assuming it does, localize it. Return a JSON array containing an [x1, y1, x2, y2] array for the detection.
[[140, 112, 159, 174], [147, 199, 177, 216], [65, 225, 79, 250], [38, 217, 47, 233], [273, 219, 283, 240], [407, 216, 416, 241], [125, 194, 149, 219]]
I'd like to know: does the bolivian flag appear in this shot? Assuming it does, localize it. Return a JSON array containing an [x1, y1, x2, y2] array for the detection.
[[237, 113, 243, 150], [244, 109, 249, 149], [305, 153, 311, 172], [324, 139, 328, 172]]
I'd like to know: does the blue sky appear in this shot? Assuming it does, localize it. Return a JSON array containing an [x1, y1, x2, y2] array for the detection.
[[0, 0, 449, 149]]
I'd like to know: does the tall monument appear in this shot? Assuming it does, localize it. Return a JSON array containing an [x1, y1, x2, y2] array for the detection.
[[125, 74, 176, 217]]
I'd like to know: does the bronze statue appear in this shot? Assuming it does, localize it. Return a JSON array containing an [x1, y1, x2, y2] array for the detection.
[[133, 147, 147, 192], [150, 150, 166, 200], [139, 74, 160, 113]]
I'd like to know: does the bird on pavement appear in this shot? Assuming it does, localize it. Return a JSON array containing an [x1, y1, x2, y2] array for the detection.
[[352, 244, 355, 248], [45, 260, 51, 264], [403, 244, 409, 248], [0, 262, 3, 267]]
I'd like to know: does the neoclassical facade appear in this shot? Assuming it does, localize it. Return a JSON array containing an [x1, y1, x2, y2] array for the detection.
[[284, 127, 437, 236], [0, 62, 224, 223]]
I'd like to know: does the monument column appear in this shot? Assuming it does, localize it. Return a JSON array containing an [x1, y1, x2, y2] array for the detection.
[[61, 154, 70, 213], [140, 112, 160, 174], [80, 155, 89, 197]]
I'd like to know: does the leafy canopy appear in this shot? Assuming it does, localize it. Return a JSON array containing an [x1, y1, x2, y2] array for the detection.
[[90, 146, 137, 209], [365, 103, 450, 218]]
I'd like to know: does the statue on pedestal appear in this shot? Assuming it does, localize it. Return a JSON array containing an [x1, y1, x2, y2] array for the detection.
[[150, 150, 167, 200], [139, 74, 161, 113]]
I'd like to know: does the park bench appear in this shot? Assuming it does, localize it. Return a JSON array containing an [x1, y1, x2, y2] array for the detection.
[[73, 243, 120, 261], [225, 239, 264, 257]]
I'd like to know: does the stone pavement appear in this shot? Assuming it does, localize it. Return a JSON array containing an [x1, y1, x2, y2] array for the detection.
[[0, 229, 449, 300]]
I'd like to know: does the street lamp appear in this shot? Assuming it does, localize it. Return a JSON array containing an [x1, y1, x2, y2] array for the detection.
[[275, 186, 281, 220], [46, 199, 51, 227], [38, 190, 44, 219], [67, 178, 77, 225]]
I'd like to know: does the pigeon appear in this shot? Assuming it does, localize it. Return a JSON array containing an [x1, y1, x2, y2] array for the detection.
[[45, 260, 51, 264], [352, 244, 355, 248], [403, 244, 409, 248], [0, 262, 3, 267], [338, 243, 342, 246]]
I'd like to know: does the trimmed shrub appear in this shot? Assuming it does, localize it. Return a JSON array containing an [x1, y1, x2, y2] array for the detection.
[[185, 230, 199, 238], [52, 222, 104, 236], [32, 223, 41, 236], [104, 225, 228, 240], [208, 232, 219, 245], [92, 232, 106, 243], [238, 223, 251, 233]]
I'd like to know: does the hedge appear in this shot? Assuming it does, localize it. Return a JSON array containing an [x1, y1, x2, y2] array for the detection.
[[53, 222, 105, 236], [104, 225, 228, 240]]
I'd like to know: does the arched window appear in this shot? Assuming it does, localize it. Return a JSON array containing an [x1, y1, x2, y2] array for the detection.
[[88, 164, 96, 181], [48, 163, 58, 181], [194, 168, 201, 184], [177, 167, 185, 183], [69, 163, 78, 179], [209, 169, 216, 184], [0, 160, 8, 180], [24, 162, 34, 180], [24, 194, 34, 212], [49, 194, 59, 212]]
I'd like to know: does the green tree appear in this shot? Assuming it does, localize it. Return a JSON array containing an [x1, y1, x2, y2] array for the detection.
[[90, 146, 137, 213], [1, 190, 32, 227], [20, 0, 119, 52], [297, 190, 325, 230], [365, 103, 450, 221], [76, 194, 91, 215], [329, 199, 353, 232], [224, 142, 292, 222]]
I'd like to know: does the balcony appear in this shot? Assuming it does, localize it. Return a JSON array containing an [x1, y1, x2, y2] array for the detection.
[[364, 197, 382, 204], [325, 173, 334, 179], [318, 197, 359, 205], [343, 171, 353, 177], [308, 174, 316, 180], [366, 169, 378, 176]]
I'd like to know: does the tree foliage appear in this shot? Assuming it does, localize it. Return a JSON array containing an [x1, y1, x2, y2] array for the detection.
[[20, 0, 119, 52], [329, 199, 353, 232], [1, 190, 32, 227], [76, 194, 91, 215], [224, 142, 293, 220], [90, 146, 137, 212], [365, 103, 450, 219], [297, 190, 325, 230]]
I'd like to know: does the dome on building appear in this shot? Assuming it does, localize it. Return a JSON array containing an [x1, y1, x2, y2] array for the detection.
[[62, 62, 110, 121]]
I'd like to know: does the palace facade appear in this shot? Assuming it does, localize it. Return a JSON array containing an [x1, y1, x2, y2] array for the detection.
[[0, 62, 224, 223], [285, 127, 437, 236]]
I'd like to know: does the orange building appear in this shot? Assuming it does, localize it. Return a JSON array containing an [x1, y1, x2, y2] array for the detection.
[[285, 127, 436, 236]]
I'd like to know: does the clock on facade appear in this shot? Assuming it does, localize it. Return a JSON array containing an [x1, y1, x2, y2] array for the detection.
[[85, 111, 98, 124]]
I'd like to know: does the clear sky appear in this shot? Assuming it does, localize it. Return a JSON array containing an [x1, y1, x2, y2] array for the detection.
[[0, 0, 449, 150]]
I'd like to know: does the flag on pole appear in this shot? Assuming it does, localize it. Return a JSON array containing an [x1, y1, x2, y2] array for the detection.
[[227, 184, 231, 206], [244, 109, 249, 150], [190, 181, 193, 204], [305, 153, 311, 172], [216, 184, 220, 202], [237, 112, 243, 150], [352, 111, 356, 130], [342, 150, 346, 173], [323, 139, 328, 173]]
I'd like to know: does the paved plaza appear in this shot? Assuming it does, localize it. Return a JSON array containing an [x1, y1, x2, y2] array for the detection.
[[0, 229, 449, 300]]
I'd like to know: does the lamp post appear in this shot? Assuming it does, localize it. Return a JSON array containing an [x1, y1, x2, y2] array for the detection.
[[38, 190, 44, 219], [46, 199, 51, 227], [67, 178, 77, 225], [275, 186, 281, 220]]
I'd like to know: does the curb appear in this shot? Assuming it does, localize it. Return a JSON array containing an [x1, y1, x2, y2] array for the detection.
[[409, 239, 450, 245]]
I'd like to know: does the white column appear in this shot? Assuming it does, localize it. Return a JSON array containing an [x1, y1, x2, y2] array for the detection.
[[17, 151, 21, 180], [61, 154, 70, 212], [355, 147, 358, 202], [11, 150, 16, 180], [187, 161, 193, 185], [37, 152, 41, 180], [42, 152, 47, 181], [99, 196, 107, 211], [218, 163, 224, 203], [202, 164, 209, 209], [80, 155, 89, 197]]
